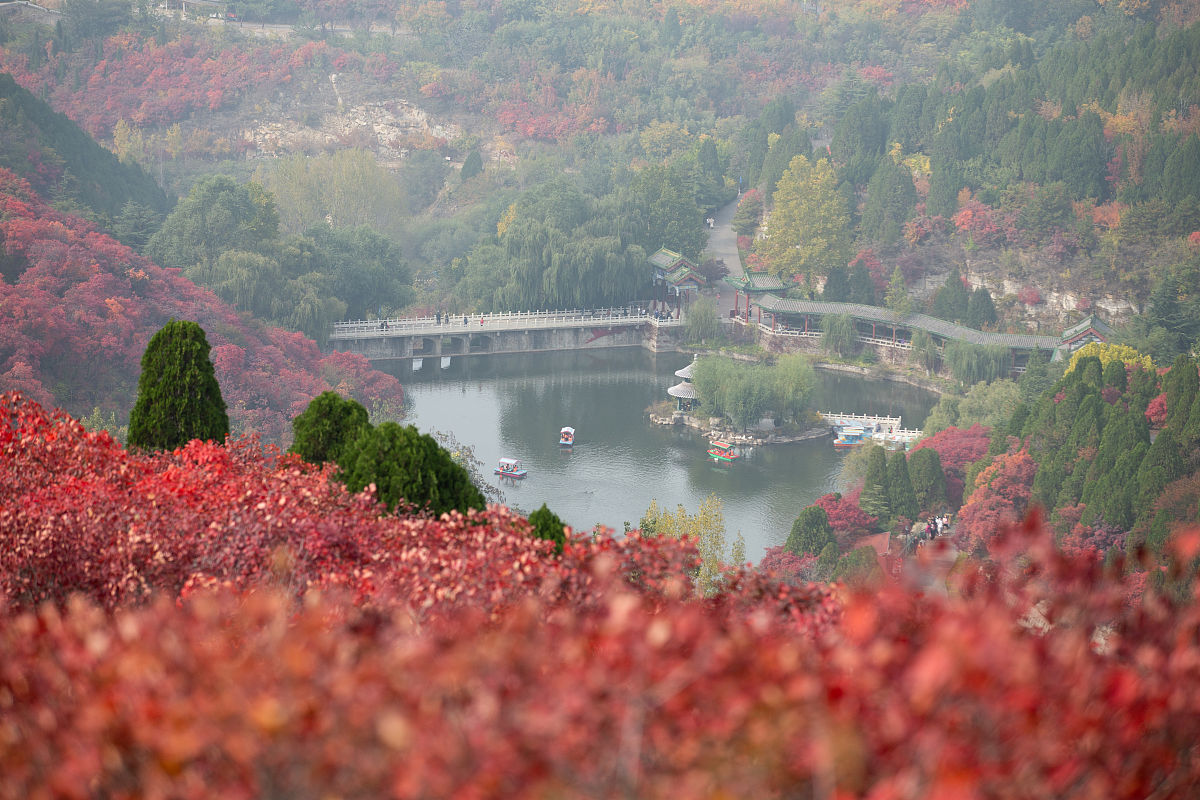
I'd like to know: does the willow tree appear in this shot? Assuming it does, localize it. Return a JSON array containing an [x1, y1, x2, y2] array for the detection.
[[759, 155, 851, 282], [128, 320, 229, 450], [821, 313, 856, 357]]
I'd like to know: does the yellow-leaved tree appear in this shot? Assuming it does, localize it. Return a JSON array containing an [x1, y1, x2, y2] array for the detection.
[[639, 494, 745, 595], [759, 155, 851, 283], [1065, 341, 1155, 375]]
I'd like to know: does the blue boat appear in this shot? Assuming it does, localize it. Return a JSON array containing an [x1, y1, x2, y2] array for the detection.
[[494, 457, 528, 479]]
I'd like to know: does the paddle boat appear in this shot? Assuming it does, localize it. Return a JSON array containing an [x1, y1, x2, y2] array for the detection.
[[494, 457, 528, 479], [707, 440, 743, 463], [833, 426, 866, 447], [559, 426, 575, 447]]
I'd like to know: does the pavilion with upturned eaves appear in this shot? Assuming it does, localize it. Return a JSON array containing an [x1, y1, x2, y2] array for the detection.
[[667, 354, 698, 411], [724, 271, 785, 319], [649, 248, 706, 297]]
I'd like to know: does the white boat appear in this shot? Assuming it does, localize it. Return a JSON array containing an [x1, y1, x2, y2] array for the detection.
[[558, 426, 575, 447]]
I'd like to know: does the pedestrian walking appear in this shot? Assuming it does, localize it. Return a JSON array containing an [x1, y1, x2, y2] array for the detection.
[[435, 310, 441, 324]]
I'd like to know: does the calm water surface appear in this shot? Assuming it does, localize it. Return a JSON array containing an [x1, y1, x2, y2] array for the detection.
[[383, 349, 937, 560]]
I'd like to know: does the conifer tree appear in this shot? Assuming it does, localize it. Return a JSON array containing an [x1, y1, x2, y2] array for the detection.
[[822, 265, 851, 302], [1164, 355, 1198, 433], [858, 445, 892, 521], [290, 391, 369, 466], [785, 506, 835, 558], [848, 262, 876, 305], [528, 503, 569, 554], [887, 449, 919, 523], [908, 447, 946, 514], [816, 541, 839, 581], [338, 422, 485, 516], [885, 267, 912, 314], [128, 320, 229, 451], [931, 268, 969, 322], [460, 149, 483, 181], [967, 287, 997, 329], [1135, 428, 1184, 517]]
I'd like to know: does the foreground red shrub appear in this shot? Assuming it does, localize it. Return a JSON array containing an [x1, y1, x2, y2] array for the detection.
[[3, 396, 1199, 797]]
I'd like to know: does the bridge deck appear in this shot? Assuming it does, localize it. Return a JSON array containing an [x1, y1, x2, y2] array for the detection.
[[330, 306, 681, 340]]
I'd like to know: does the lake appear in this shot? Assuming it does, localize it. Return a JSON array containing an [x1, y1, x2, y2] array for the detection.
[[383, 349, 938, 560]]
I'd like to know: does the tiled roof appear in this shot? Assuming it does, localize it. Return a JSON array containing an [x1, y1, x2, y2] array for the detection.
[[1061, 314, 1114, 341], [725, 272, 785, 291], [667, 381, 698, 399], [753, 294, 1061, 350], [649, 247, 688, 269]]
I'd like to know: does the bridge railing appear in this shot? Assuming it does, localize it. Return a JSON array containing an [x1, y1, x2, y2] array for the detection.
[[330, 305, 683, 339]]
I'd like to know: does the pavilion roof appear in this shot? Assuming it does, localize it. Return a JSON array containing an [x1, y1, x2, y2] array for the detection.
[[724, 271, 785, 292], [675, 354, 698, 379], [1061, 313, 1114, 343], [667, 381, 697, 399], [752, 294, 1062, 351]]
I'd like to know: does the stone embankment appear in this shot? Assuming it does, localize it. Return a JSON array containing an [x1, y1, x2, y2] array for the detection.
[[647, 411, 830, 446]]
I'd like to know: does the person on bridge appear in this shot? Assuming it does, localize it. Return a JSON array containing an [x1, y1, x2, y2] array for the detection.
[[436, 310, 441, 324], [480, 316, 484, 326], [463, 315, 468, 325]]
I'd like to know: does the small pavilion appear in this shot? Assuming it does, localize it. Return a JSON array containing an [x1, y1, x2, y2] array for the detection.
[[649, 248, 706, 312], [724, 270, 784, 320], [667, 354, 698, 412]]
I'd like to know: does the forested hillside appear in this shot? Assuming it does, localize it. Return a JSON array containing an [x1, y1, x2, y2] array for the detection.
[[0, 168, 401, 442], [0, 73, 168, 223], [4, 0, 1200, 351]]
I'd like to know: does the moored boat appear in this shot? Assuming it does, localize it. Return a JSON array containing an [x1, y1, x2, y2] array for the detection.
[[833, 426, 866, 447]]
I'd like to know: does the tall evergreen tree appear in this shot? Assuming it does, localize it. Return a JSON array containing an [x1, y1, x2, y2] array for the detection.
[[860, 156, 918, 244], [528, 503, 569, 554], [128, 320, 229, 451], [966, 287, 997, 329], [1164, 355, 1199, 434], [931, 268, 970, 323], [822, 265, 851, 302], [848, 262, 876, 305], [887, 449, 919, 523], [908, 448, 946, 513], [858, 445, 892, 521]]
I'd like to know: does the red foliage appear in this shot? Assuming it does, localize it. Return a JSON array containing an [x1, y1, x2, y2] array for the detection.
[[758, 545, 817, 582], [1189, 230, 1200, 250], [0, 170, 401, 442], [848, 247, 888, 293], [0, 35, 394, 139], [814, 488, 877, 538], [954, 448, 1038, 554], [910, 423, 991, 507], [1146, 392, 1168, 427], [1018, 284, 1044, 306], [3, 396, 1200, 797]]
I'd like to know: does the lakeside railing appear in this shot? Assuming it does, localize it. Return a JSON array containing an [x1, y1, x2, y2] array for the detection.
[[330, 305, 684, 340]]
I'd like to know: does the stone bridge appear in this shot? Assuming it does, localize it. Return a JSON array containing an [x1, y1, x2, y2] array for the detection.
[[328, 307, 687, 362]]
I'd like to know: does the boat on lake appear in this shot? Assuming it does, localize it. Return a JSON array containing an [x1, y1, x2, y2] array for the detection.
[[707, 440, 743, 463], [494, 457, 528, 479], [559, 426, 575, 447], [833, 426, 866, 447]]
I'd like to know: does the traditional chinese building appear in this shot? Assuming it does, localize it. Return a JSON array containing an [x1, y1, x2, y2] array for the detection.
[[667, 354, 698, 411]]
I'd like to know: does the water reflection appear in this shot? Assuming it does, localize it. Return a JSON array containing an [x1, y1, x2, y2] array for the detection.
[[383, 350, 937, 561]]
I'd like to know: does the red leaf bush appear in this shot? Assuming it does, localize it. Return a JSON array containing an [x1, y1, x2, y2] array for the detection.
[[3, 395, 1200, 798], [0, 170, 401, 442]]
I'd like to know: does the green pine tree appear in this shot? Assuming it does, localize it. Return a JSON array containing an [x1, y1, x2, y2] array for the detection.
[[887, 449, 919, 524], [528, 503, 569, 554], [907, 447, 946, 514], [858, 444, 892, 521], [290, 391, 369, 465], [785, 505, 835, 557], [338, 422, 485, 516], [128, 320, 229, 450]]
